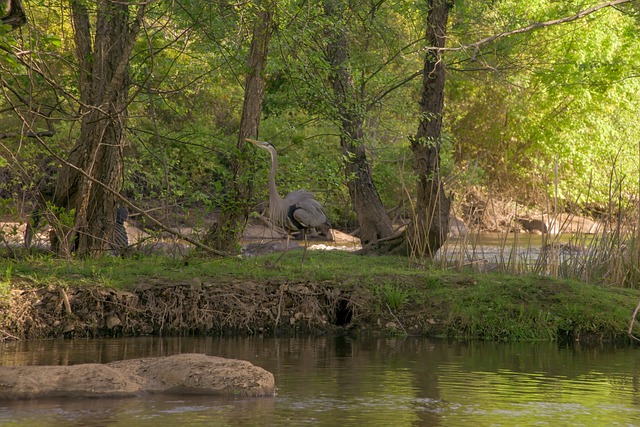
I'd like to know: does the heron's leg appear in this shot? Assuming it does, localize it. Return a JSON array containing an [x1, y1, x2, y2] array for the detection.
[[300, 229, 308, 268], [273, 232, 291, 265]]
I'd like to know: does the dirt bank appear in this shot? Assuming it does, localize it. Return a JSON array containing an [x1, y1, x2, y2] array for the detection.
[[1, 275, 635, 343], [1, 279, 411, 340]]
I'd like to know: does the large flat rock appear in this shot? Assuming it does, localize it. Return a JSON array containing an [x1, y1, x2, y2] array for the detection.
[[0, 353, 275, 399], [108, 353, 276, 396]]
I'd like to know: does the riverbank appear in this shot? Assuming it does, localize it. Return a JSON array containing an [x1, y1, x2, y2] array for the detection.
[[1, 251, 638, 343]]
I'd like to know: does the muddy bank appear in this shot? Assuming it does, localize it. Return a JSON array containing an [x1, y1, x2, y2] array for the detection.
[[1, 277, 634, 343], [1, 280, 416, 340]]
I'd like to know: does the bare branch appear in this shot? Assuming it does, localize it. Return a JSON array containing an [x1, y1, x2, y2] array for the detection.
[[0, 130, 54, 139]]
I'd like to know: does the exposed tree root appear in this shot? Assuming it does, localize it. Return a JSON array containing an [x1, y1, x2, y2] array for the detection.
[[0, 280, 385, 340]]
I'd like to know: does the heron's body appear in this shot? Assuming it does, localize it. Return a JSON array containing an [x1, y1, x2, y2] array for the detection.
[[247, 138, 329, 264], [275, 190, 327, 233]]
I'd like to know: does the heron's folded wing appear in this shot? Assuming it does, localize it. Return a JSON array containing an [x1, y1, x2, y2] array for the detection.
[[291, 199, 327, 228]]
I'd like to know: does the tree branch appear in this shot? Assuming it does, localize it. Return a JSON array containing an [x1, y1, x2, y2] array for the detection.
[[11, 112, 229, 257], [441, 0, 635, 53], [0, 130, 54, 139]]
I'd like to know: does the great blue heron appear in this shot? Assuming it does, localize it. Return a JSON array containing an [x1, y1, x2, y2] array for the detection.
[[246, 138, 329, 265]]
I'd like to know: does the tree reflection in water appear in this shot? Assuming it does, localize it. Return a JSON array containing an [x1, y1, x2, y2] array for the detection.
[[0, 337, 639, 426]]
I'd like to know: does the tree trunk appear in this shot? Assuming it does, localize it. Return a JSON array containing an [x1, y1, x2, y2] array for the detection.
[[204, 3, 273, 253], [407, 0, 453, 258], [1, 0, 26, 29], [51, 0, 145, 257], [341, 124, 394, 247], [367, 0, 452, 258], [323, 0, 394, 248]]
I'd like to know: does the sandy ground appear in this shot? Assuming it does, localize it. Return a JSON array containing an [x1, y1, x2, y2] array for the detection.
[[0, 220, 362, 255]]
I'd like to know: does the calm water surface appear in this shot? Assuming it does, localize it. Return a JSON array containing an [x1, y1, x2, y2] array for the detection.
[[0, 336, 639, 426]]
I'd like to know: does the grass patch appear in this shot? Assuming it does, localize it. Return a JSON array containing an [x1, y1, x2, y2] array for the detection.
[[382, 284, 408, 310], [1, 251, 424, 289], [428, 274, 636, 341], [0, 263, 12, 297]]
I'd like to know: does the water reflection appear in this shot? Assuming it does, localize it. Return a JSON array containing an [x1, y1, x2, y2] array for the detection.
[[0, 337, 639, 426]]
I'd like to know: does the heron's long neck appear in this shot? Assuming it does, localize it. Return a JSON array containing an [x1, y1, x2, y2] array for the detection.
[[268, 149, 283, 204], [268, 149, 287, 227]]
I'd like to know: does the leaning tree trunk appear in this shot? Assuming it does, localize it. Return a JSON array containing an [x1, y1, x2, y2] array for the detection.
[[204, 2, 274, 253], [407, 0, 453, 258], [323, 0, 394, 248], [51, 0, 145, 257]]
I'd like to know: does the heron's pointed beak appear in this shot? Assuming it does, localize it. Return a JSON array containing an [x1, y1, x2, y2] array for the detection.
[[245, 138, 272, 150]]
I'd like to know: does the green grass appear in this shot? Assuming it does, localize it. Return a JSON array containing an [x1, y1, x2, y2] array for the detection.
[[1, 251, 426, 289], [381, 284, 408, 310], [426, 274, 637, 341]]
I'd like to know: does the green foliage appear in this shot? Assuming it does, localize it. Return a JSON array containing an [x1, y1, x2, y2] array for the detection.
[[447, 1, 640, 205], [1, 0, 639, 242], [253, 0, 426, 224], [123, 2, 247, 210]]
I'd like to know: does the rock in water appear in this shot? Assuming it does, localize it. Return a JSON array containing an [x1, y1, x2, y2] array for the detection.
[[108, 353, 276, 397], [0, 364, 143, 399], [0, 353, 276, 399]]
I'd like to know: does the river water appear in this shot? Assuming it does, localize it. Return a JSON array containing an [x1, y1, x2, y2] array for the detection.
[[0, 336, 639, 426]]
